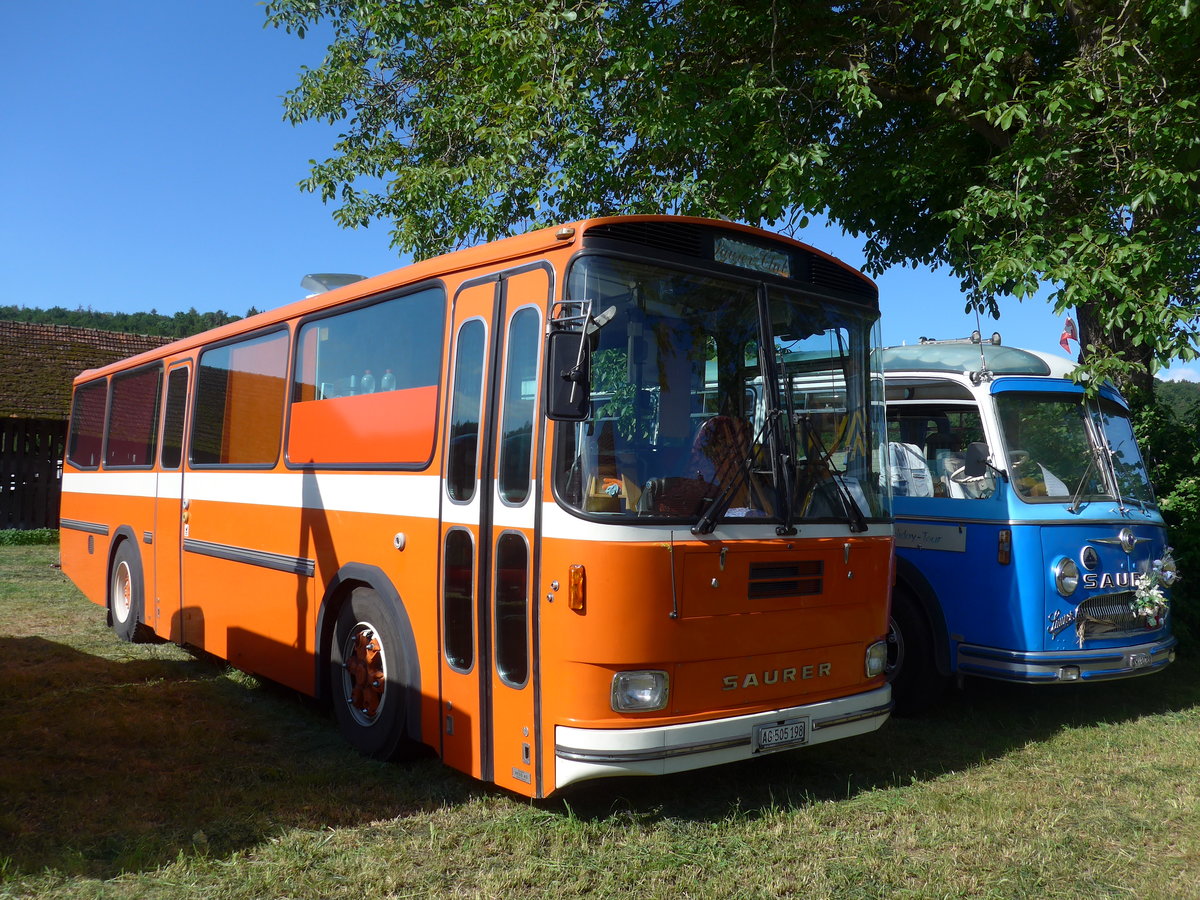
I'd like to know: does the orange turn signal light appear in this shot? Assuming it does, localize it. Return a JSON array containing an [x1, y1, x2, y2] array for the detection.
[[568, 564, 586, 611], [998, 529, 1012, 565]]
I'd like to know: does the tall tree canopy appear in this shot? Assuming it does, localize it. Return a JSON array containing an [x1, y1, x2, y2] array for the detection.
[[266, 0, 1200, 400]]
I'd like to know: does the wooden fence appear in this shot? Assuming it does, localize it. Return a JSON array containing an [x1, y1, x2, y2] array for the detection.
[[1, 418, 66, 530]]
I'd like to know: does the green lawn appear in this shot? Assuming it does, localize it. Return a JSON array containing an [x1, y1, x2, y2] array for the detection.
[[2, 544, 1198, 898]]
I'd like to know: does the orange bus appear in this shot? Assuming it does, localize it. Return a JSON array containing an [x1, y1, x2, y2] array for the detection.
[[60, 216, 893, 797]]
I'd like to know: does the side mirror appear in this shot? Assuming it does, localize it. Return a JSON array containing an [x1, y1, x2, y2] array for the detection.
[[964, 441, 990, 478], [545, 329, 591, 421]]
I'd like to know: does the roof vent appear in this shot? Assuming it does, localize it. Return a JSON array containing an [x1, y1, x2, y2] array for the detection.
[[300, 273, 366, 296]]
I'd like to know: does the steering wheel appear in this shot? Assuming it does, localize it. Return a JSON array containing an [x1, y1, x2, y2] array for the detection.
[[950, 465, 993, 498], [1008, 450, 1031, 469]]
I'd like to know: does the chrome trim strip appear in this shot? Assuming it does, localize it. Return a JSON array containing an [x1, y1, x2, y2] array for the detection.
[[555, 735, 750, 764], [183, 538, 315, 577], [812, 702, 893, 731], [59, 518, 110, 536], [895, 515, 1164, 528]]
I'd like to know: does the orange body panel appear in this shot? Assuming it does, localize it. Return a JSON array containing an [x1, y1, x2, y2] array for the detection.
[[288, 386, 438, 465]]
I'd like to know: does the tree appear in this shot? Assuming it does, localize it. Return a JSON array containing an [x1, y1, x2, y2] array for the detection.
[[266, 0, 1200, 403]]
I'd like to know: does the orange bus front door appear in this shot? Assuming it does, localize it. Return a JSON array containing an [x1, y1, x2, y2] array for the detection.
[[438, 265, 549, 796]]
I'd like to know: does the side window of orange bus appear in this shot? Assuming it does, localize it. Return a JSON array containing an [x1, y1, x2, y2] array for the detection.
[[497, 307, 540, 504], [67, 379, 108, 469], [446, 319, 486, 501], [160, 367, 189, 469], [289, 287, 446, 466], [192, 330, 289, 466], [105, 365, 163, 469]]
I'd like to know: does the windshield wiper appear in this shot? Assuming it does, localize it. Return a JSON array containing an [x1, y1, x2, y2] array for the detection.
[[794, 414, 867, 533], [1067, 447, 1103, 514], [692, 411, 777, 536]]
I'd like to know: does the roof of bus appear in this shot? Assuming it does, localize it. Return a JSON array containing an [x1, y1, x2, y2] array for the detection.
[[73, 215, 876, 383], [880, 341, 1078, 379]]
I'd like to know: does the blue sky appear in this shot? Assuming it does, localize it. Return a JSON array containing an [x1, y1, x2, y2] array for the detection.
[[3, 2, 1195, 382]]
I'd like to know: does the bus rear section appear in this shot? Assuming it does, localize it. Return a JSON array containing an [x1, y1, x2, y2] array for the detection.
[[881, 338, 1177, 711], [60, 216, 893, 798]]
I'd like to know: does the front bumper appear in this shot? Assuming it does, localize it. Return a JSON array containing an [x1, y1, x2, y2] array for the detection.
[[554, 684, 891, 790], [956, 635, 1177, 683]]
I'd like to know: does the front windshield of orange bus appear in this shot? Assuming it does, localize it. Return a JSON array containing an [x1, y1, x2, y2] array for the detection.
[[552, 254, 887, 525]]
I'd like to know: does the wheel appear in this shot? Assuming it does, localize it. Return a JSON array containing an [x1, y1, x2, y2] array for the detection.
[[886, 588, 947, 715], [109, 540, 152, 643], [329, 586, 416, 760]]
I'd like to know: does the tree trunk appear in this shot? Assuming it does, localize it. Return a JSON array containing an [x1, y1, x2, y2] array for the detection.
[[1075, 299, 1155, 408]]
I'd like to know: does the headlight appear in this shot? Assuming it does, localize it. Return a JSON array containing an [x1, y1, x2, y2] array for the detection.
[[1054, 557, 1080, 596], [611, 670, 669, 712], [1158, 551, 1178, 586], [865, 640, 888, 678]]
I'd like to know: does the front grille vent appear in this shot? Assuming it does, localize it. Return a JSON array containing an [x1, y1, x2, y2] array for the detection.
[[748, 560, 823, 599], [1076, 591, 1141, 639], [584, 222, 708, 258]]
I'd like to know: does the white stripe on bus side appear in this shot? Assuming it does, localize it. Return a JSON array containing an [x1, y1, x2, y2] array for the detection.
[[63, 471, 442, 518]]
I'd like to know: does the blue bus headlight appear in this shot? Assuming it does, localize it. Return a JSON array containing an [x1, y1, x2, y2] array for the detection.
[[611, 670, 669, 711], [1054, 557, 1080, 596]]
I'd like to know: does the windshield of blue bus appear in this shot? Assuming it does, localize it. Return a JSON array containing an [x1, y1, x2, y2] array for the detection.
[[994, 391, 1155, 508], [1092, 397, 1156, 507], [553, 254, 887, 524]]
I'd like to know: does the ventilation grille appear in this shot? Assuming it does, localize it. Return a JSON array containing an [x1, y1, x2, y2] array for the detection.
[[584, 222, 708, 258], [811, 255, 878, 301], [748, 560, 823, 599], [1076, 591, 1143, 639]]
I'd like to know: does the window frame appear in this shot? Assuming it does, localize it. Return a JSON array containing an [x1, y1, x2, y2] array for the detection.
[[189, 325, 292, 469]]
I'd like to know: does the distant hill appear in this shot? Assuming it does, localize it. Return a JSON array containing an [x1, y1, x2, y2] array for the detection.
[[1156, 377, 1200, 423], [0, 304, 260, 339]]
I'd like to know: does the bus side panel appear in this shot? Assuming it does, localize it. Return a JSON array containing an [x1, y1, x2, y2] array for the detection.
[[60, 476, 157, 620], [59, 484, 109, 608], [180, 493, 316, 694]]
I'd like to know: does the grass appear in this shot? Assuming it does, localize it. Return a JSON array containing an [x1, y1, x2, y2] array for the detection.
[[2, 544, 1199, 898]]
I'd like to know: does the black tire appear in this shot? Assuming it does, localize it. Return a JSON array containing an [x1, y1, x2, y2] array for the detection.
[[109, 540, 152, 643], [329, 586, 416, 760], [886, 588, 947, 715]]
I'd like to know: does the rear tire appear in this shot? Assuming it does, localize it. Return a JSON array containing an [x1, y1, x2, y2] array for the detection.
[[887, 588, 947, 715], [109, 540, 152, 643], [329, 586, 416, 760]]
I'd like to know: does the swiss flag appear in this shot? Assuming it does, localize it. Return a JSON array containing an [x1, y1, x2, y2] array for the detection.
[[1060, 316, 1077, 353]]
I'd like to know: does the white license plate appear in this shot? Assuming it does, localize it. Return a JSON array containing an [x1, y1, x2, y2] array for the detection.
[[1127, 652, 1151, 669], [753, 718, 809, 753]]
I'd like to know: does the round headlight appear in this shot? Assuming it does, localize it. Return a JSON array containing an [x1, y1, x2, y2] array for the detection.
[[1055, 557, 1080, 596]]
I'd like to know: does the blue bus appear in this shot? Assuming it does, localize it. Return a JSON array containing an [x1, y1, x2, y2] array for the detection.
[[881, 336, 1178, 710]]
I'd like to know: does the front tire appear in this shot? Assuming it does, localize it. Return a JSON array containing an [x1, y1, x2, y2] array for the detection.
[[109, 540, 152, 643], [329, 586, 416, 760], [887, 588, 947, 714]]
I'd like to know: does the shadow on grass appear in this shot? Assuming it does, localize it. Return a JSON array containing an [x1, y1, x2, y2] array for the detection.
[[0, 635, 479, 879], [3, 628, 1197, 877], [556, 654, 1200, 821]]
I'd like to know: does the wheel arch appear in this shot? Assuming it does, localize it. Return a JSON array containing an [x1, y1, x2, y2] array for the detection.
[[105, 525, 141, 624], [894, 555, 952, 677], [315, 562, 423, 744]]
